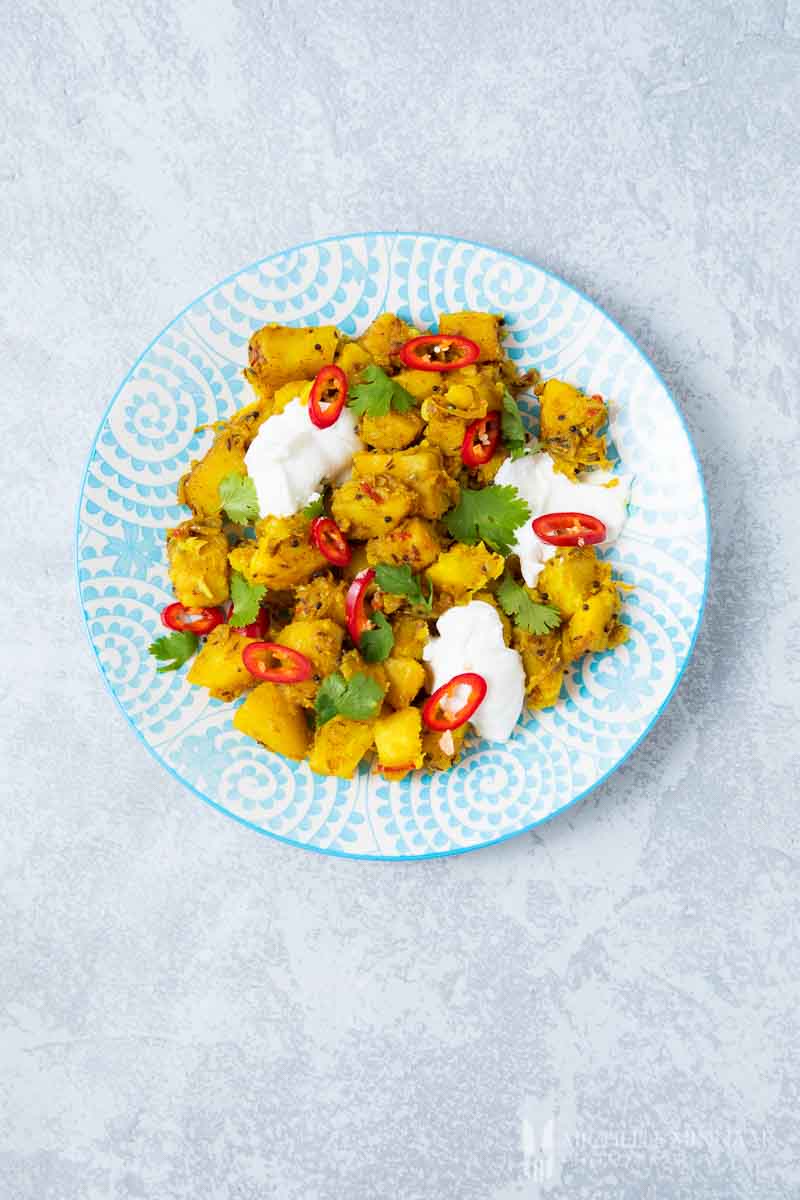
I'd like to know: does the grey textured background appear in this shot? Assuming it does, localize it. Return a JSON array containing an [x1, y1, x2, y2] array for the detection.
[[3, 1, 799, 1196]]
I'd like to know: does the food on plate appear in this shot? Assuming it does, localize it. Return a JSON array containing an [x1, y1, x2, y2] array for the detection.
[[149, 310, 630, 779]]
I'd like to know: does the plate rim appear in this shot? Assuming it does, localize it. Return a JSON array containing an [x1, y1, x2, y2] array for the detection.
[[75, 230, 711, 861]]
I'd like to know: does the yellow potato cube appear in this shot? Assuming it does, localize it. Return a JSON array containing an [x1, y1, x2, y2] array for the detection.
[[233, 681, 310, 760]]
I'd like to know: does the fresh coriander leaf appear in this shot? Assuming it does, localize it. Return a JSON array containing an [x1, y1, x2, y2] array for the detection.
[[444, 484, 531, 556], [149, 630, 199, 674], [229, 571, 266, 628], [302, 493, 325, 520], [497, 574, 562, 635], [315, 671, 384, 726], [501, 390, 529, 460], [374, 563, 433, 610], [359, 612, 394, 662], [219, 472, 260, 524], [347, 365, 415, 419]]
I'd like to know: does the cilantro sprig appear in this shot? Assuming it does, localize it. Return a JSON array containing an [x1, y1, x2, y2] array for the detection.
[[149, 630, 199, 674], [315, 671, 385, 727], [347, 365, 415, 418], [444, 484, 531, 556], [374, 563, 433, 610], [359, 612, 394, 663], [497, 574, 561, 635], [229, 571, 266, 628], [501, 390, 529, 460], [219, 472, 260, 524]]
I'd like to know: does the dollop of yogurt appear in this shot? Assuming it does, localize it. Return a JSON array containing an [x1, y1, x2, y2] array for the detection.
[[423, 601, 525, 743], [244, 397, 362, 519], [494, 453, 631, 586]]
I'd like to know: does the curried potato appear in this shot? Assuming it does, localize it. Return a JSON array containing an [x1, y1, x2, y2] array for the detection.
[[336, 341, 373, 376], [339, 649, 389, 694], [537, 547, 605, 619], [359, 408, 424, 450], [438, 311, 504, 362], [352, 445, 460, 519], [390, 615, 430, 660], [427, 541, 504, 597], [229, 514, 326, 589], [528, 663, 566, 709], [293, 574, 348, 626], [512, 627, 564, 696], [422, 724, 467, 770], [538, 378, 612, 478], [331, 474, 415, 539], [275, 618, 344, 708], [384, 657, 426, 709], [366, 517, 440, 571], [187, 625, 256, 700], [247, 324, 340, 390], [271, 379, 312, 416], [421, 406, 469, 455], [309, 716, 375, 779], [393, 369, 443, 401], [167, 517, 230, 606], [356, 313, 418, 368], [233, 681, 310, 760], [563, 590, 627, 661], [374, 707, 424, 778], [179, 425, 250, 518]]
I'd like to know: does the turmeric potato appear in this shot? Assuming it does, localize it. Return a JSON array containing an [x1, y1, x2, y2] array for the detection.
[[438, 311, 504, 362], [331, 474, 415, 539], [229, 514, 326, 589], [339, 649, 388, 695], [537, 547, 605, 619], [242, 367, 276, 414], [563, 589, 626, 661], [528, 663, 566, 709], [352, 445, 460, 519], [512, 627, 564, 695], [275, 618, 344, 708], [393, 369, 443, 401], [359, 409, 424, 450], [309, 716, 375, 779], [356, 313, 418, 368], [538, 379, 612, 477], [422, 724, 467, 770], [374, 707, 423, 778], [336, 341, 373, 376], [178, 425, 250, 518], [247, 323, 340, 390], [233, 681, 310, 760], [424, 384, 486, 424], [366, 517, 440, 571], [421, 407, 469, 455], [293, 574, 348, 626], [427, 542, 504, 597], [391, 615, 430, 660], [187, 625, 256, 701], [167, 517, 230, 606], [383, 657, 426, 709]]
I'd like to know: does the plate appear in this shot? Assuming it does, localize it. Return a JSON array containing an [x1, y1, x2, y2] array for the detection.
[[76, 233, 709, 859]]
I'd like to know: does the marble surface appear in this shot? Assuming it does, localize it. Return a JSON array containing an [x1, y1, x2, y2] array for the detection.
[[3, 1, 799, 1196]]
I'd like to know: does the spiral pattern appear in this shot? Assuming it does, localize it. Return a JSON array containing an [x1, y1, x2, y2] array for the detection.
[[77, 233, 709, 859]]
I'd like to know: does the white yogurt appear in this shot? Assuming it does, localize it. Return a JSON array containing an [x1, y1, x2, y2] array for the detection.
[[422, 601, 525, 743], [244, 397, 362, 519], [495, 452, 631, 586]]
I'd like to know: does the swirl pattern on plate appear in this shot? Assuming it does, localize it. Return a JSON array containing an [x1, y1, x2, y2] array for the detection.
[[77, 233, 709, 859]]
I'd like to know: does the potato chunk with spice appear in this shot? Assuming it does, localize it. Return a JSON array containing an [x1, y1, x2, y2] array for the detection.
[[366, 518, 440, 571], [308, 716, 375, 779], [352, 445, 459, 519], [427, 542, 504, 598], [331, 474, 415, 539], [274, 619, 344, 709], [246, 324, 340, 390], [187, 625, 256, 701], [233, 681, 310, 760], [356, 313, 417, 368], [229, 514, 326, 589], [167, 517, 230, 607], [359, 409, 424, 450], [374, 708, 424, 779], [438, 311, 504, 362]]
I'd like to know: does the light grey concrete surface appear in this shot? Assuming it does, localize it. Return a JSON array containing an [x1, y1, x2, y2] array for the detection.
[[3, 1, 799, 1196]]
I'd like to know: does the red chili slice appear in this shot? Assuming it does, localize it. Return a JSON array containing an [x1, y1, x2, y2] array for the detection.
[[461, 410, 502, 467], [241, 641, 313, 683], [310, 516, 352, 566], [161, 603, 225, 636], [532, 512, 607, 547], [398, 333, 480, 372], [308, 364, 347, 428], [345, 567, 375, 644], [422, 672, 488, 732]]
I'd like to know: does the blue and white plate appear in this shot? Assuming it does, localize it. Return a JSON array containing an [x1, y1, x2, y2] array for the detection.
[[76, 233, 709, 859]]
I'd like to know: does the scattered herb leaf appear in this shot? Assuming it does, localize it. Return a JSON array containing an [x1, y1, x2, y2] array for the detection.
[[444, 484, 531, 556], [359, 611, 394, 662], [497, 574, 562, 634], [148, 630, 199, 674], [229, 571, 266, 628], [374, 563, 434, 610], [501, 390, 529, 460], [347, 365, 415, 418], [219, 473, 260, 524], [315, 671, 385, 727]]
